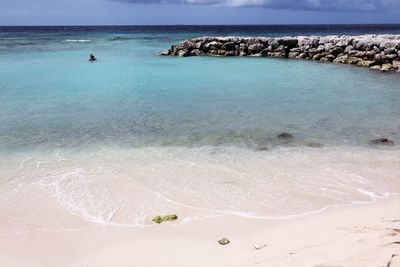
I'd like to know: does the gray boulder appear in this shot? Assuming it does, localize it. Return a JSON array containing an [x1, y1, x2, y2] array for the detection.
[[333, 55, 348, 64], [204, 41, 223, 50], [392, 60, 400, 69], [381, 63, 393, 72], [248, 43, 265, 54], [313, 53, 326, 60], [178, 50, 190, 57], [222, 42, 236, 51], [280, 38, 298, 48], [357, 60, 376, 67], [190, 49, 203, 56], [329, 47, 344, 56]]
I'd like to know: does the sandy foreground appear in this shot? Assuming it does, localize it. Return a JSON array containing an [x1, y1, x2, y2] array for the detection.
[[0, 196, 399, 267]]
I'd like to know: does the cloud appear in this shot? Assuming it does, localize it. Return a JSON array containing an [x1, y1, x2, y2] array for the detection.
[[111, 0, 400, 12]]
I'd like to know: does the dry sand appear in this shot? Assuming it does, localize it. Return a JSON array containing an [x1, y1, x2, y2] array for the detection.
[[0, 196, 399, 267]]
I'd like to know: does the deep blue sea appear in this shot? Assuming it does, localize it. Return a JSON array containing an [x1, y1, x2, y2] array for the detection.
[[0, 25, 399, 228]]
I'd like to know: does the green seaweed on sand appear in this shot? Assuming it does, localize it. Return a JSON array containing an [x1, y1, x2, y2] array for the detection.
[[152, 214, 178, 224]]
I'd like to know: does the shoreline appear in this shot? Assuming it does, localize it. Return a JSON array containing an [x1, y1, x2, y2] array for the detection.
[[1, 145, 399, 229], [1, 195, 399, 267], [161, 34, 400, 72]]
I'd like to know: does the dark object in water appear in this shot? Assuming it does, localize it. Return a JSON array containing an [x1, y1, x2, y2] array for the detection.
[[89, 54, 97, 62], [218, 238, 230, 245], [277, 133, 294, 140], [256, 146, 269, 151], [370, 138, 394, 145], [152, 214, 178, 224], [307, 142, 323, 148], [111, 36, 132, 41]]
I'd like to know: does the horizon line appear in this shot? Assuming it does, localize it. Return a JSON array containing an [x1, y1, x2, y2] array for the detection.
[[1, 23, 400, 27]]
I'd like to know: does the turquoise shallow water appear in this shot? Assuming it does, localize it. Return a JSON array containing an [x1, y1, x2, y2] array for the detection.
[[0, 26, 399, 227], [0, 28, 400, 152]]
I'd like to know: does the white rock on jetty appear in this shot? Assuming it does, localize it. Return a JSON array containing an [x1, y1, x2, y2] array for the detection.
[[160, 34, 400, 72]]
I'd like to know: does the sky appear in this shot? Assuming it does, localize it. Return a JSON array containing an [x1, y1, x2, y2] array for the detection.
[[0, 0, 400, 25]]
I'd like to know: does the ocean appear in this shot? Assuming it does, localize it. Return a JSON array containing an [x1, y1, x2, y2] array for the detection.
[[0, 25, 399, 230]]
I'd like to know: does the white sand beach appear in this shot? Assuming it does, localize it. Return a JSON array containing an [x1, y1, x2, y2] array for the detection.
[[1, 145, 399, 266], [0, 196, 399, 267]]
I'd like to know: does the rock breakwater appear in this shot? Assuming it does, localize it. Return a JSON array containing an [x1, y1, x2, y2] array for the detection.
[[161, 34, 400, 72]]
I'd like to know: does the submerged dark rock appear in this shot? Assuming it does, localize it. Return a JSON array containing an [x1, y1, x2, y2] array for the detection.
[[277, 133, 294, 140], [307, 142, 323, 148], [370, 138, 394, 145], [255, 146, 269, 151], [160, 34, 400, 72]]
